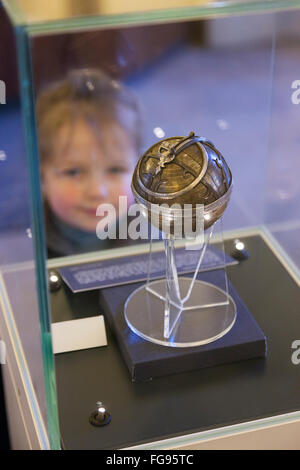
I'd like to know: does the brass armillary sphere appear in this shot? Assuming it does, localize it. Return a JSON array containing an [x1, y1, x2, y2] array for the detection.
[[131, 132, 233, 233]]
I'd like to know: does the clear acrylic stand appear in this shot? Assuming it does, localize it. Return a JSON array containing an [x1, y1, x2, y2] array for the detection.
[[124, 218, 236, 348]]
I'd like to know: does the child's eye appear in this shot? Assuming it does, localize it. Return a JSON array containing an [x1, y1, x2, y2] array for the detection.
[[62, 168, 82, 177], [107, 166, 127, 175]]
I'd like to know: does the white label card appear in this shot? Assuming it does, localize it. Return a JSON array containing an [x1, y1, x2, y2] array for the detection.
[[51, 316, 107, 354]]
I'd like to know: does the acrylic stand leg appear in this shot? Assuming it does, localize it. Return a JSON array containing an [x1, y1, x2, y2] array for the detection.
[[163, 236, 182, 338], [124, 220, 236, 348]]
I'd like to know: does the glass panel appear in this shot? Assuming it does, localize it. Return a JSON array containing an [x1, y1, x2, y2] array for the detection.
[[2, 0, 300, 449], [265, 9, 300, 283], [30, 14, 274, 263], [0, 10, 60, 448], [13, 6, 300, 448], [30, 12, 274, 442], [3, 0, 300, 29]]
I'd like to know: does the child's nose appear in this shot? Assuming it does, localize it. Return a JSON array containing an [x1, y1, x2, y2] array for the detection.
[[87, 174, 109, 199]]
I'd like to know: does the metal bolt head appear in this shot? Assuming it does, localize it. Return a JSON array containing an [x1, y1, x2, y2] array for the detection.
[[89, 401, 111, 427], [49, 270, 62, 292], [231, 239, 249, 261]]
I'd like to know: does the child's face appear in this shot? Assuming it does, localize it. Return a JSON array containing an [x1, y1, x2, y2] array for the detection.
[[42, 119, 137, 232]]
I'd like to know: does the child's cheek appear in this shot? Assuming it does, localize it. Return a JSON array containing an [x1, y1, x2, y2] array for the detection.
[[109, 176, 133, 205], [120, 174, 133, 198], [49, 182, 82, 215], [121, 175, 135, 205], [111, 177, 135, 218]]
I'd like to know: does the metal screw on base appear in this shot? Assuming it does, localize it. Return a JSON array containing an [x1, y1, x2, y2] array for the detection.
[[49, 270, 62, 292], [231, 239, 249, 261], [89, 401, 111, 427]]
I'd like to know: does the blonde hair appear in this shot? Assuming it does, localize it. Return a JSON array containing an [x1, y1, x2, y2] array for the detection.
[[36, 68, 142, 164]]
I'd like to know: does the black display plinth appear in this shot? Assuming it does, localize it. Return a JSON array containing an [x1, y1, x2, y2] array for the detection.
[[53, 235, 300, 450], [100, 270, 266, 382]]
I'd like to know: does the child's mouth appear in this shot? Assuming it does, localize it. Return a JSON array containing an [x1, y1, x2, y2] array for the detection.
[[80, 207, 98, 216]]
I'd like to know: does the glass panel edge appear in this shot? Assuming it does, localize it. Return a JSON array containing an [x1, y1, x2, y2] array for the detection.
[[14, 24, 60, 450], [125, 410, 300, 449], [3, 1, 300, 34]]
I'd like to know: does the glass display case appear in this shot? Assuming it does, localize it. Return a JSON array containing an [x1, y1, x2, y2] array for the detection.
[[1, 0, 300, 450]]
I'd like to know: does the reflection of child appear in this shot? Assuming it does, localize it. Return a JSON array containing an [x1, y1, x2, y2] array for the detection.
[[37, 69, 141, 257]]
